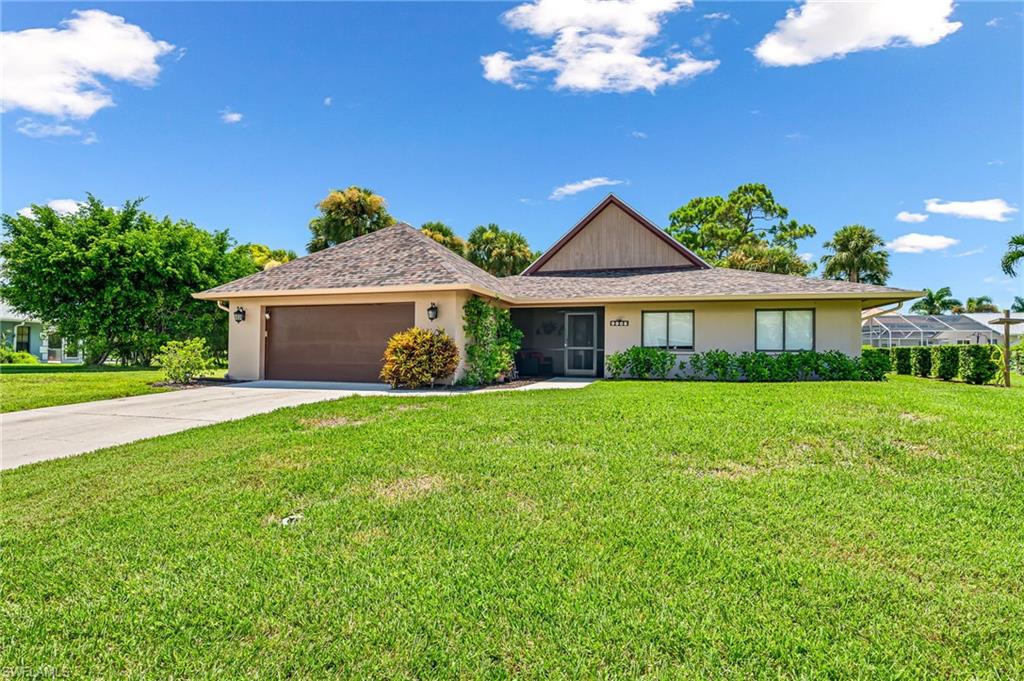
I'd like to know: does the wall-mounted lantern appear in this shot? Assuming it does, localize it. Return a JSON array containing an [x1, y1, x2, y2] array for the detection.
[[233, 307, 246, 324], [427, 302, 439, 321]]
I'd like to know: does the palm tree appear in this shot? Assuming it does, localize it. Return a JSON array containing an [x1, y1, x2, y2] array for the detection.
[[1012, 296, 1024, 313], [420, 221, 466, 257], [910, 287, 963, 315], [951, 295, 1000, 313], [466, 224, 537, 277], [1003, 234, 1024, 277], [819, 224, 891, 285]]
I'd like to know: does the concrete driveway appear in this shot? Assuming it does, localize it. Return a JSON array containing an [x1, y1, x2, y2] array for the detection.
[[1, 378, 592, 470]]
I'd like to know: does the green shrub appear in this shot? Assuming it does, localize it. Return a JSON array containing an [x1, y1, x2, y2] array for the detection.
[[608, 346, 676, 379], [462, 297, 523, 386], [817, 350, 859, 381], [605, 351, 629, 379], [154, 337, 213, 384], [858, 347, 890, 381], [932, 345, 959, 381], [0, 346, 40, 364], [1011, 340, 1024, 375], [910, 346, 932, 377], [959, 344, 999, 385], [380, 327, 459, 388], [863, 345, 890, 368], [689, 349, 740, 381], [893, 347, 912, 375], [736, 351, 773, 382]]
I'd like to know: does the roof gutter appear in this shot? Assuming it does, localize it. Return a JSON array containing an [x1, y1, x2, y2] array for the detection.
[[861, 301, 904, 321]]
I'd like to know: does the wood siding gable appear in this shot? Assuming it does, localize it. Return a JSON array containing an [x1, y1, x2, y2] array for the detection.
[[523, 195, 708, 274]]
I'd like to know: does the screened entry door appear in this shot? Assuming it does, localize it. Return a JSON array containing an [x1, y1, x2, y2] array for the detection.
[[565, 312, 597, 376]]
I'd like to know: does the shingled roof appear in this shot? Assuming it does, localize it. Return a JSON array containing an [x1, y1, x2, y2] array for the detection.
[[197, 223, 920, 305], [198, 223, 505, 296]]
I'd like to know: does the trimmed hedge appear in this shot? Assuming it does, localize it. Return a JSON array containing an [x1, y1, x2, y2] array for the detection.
[[893, 347, 912, 375], [931, 345, 959, 381], [910, 346, 932, 377], [959, 344, 1000, 385], [606, 348, 887, 382]]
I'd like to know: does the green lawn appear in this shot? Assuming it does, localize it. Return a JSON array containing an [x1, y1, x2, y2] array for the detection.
[[0, 364, 224, 412], [2, 377, 1022, 677]]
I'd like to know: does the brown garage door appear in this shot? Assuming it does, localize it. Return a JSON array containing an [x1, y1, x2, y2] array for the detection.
[[265, 303, 414, 382]]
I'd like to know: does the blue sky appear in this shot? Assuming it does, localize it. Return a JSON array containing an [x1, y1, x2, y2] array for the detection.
[[3, 1, 1022, 306]]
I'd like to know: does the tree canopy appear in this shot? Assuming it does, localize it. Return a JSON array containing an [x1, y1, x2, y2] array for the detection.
[[466, 224, 537, 277], [1002, 233, 1023, 277], [667, 183, 816, 272], [307, 186, 395, 252], [910, 287, 963, 315], [819, 224, 890, 285], [1012, 296, 1024, 313], [0, 196, 257, 365], [721, 243, 815, 276], [232, 243, 297, 270], [420, 221, 466, 256], [951, 296, 999, 314]]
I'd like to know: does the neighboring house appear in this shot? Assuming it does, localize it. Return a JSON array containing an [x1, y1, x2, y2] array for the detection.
[[0, 300, 82, 363], [196, 195, 921, 382], [862, 313, 1002, 348], [963, 312, 1023, 347]]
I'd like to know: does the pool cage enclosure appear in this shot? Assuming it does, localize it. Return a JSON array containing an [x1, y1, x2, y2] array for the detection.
[[862, 314, 998, 348]]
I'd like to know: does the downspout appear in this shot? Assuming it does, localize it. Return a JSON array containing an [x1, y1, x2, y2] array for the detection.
[[216, 300, 231, 313]]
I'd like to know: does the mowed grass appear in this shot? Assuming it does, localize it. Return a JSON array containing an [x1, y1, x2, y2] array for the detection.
[[0, 364, 224, 412], [2, 377, 1022, 677]]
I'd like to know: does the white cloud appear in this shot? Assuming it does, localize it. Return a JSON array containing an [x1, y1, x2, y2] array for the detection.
[[82, 131, 98, 145], [784, 131, 806, 140], [481, 0, 719, 93], [549, 176, 623, 200], [987, 159, 1005, 166], [323, 96, 332, 107], [986, 18, 1001, 28], [703, 12, 730, 21], [220, 108, 243, 124], [631, 130, 648, 139], [886, 233, 959, 254], [1, 9, 176, 119], [799, 252, 814, 262], [924, 198, 1018, 222], [953, 248, 984, 258], [15, 118, 81, 138], [754, 0, 961, 67], [17, 198, 83, 218], [896, 210, 929, 223]]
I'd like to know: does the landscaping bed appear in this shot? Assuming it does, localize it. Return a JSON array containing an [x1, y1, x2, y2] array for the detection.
[[2, 377, 1021, 677]]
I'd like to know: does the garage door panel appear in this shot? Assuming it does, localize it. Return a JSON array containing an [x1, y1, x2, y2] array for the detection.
[[265, 303, 413, 381]]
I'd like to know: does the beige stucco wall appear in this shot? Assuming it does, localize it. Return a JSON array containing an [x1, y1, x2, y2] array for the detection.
[[603, 299, 864, 376], [223, 290, 468, 381]]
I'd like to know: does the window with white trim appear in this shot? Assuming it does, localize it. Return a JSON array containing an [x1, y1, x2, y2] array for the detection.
[[755, 309, 814, 351], [642, 311, 694, 350]]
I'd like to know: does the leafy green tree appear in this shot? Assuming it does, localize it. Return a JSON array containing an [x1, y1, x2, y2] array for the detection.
[[721, 243, 814, 276], [910, 287, 963, 315], [466, 224, 537, 276], [232, 243, 297, 270], [819, 224, 890, 285], [420, 221, 466, 256], [667, 183, 816, 269], [1012, 296, 1024, 313], [951, 296, 999, 314], [0, 196, 255, 365], [1002, 233, 1024, 276], [307, 186, 395, 252]]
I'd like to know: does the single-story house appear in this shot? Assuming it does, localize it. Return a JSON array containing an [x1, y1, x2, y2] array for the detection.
[[0, 300, 82, 363], [196, 195, 922, 382]]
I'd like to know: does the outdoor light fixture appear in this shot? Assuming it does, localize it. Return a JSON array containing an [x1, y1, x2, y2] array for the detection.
[[233, 307, 246, 324], [427, 302, 439, 321]]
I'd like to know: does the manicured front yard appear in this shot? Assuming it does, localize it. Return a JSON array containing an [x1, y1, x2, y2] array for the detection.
[[2, 377, 1021, 677], [0, 364, 224, 412]]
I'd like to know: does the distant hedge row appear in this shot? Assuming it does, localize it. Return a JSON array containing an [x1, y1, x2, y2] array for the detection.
[[873, 344, 1004, 385], [605, 346, 891, 382]]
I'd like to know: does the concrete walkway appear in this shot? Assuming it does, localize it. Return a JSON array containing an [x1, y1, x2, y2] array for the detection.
[[1, 378, 593, 470]]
